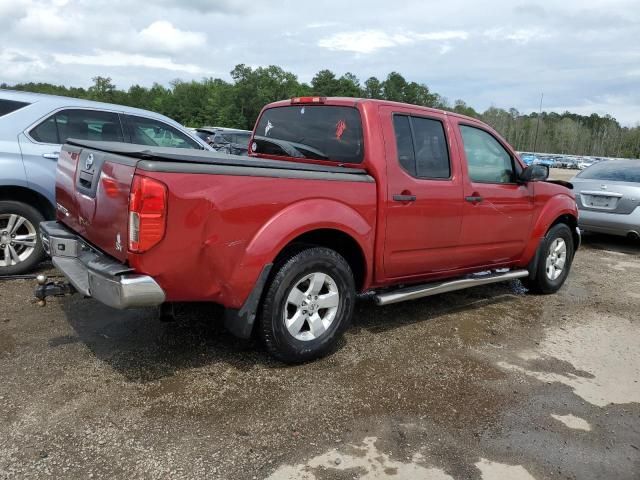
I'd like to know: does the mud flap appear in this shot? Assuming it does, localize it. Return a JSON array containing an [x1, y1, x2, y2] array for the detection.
[[224, 264, 273, 339]]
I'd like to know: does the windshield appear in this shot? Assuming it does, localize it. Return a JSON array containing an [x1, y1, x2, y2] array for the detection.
[[578, 161, 640, 183], [254, 105, 364, 163]]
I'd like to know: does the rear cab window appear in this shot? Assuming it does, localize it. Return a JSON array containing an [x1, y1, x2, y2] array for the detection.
[[253, 105, 364, 164], [0, 99, 30, 117]]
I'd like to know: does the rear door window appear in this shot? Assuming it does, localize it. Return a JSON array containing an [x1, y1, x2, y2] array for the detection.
[[124, 115, 200, 149], [0, 99, 30, 117], [254, 105, 364, 163], [392, 114, 450, 179], [29, 109, 124, 144]]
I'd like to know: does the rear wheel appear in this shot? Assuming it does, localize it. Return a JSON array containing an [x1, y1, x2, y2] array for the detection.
[[0, 201, 45, 275], [259, 247, 355, 363], [524, 223, 574, 294]]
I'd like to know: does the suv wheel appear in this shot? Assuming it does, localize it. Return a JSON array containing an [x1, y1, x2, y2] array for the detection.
[[0, 201, 45, 275], [524, 223, 574, 294], [259, 247, 356, 363]]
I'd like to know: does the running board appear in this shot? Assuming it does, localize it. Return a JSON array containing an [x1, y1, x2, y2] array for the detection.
[[374, 269, 529, 306]]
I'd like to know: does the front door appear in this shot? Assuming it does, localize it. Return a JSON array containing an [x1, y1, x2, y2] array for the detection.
[[381, 106, 465, 279], [454, 121, 534, 267]]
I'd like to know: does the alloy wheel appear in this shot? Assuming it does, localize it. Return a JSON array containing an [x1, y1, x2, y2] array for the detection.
[[283, 272, 340, 341], [0, 214, 38, 268]]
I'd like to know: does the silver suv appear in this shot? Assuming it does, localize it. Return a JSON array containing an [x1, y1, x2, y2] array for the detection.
[[0, 89, 210, 275]]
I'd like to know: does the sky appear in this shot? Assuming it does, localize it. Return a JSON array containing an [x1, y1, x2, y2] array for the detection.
[[1, 0, 639, 125]]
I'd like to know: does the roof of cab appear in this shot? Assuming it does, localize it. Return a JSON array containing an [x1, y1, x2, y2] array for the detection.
[[264, 97, 482, 125]]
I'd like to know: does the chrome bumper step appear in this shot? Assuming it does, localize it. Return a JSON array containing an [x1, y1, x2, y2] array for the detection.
[[374, 269, 529, 306]]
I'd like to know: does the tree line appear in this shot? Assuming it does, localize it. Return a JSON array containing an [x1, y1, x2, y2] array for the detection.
[[3, 65, 639, 159]]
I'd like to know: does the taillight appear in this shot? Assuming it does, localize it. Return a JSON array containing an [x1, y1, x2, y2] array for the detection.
[[291, 96, 326, 104], [128, 175, 167, 253]]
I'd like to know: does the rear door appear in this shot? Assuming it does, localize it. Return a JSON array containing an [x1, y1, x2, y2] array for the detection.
[[453, 121, 534, 267], [381, 106, 465, 278]]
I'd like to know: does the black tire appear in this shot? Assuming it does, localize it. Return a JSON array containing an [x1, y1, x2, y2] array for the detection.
[[523, 223, 574, 294], [0, 201, 46, 275], [259, 247, 356, 363]]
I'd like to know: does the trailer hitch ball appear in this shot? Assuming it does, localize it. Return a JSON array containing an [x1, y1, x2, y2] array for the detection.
[[36, 274, 47, 286]]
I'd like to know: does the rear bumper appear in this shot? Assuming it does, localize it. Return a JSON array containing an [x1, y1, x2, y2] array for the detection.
[[578, 207, 640, 237], [40, 221, 165, 309]]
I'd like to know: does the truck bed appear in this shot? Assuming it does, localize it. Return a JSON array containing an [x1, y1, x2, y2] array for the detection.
[[55, 139, 377, 308]]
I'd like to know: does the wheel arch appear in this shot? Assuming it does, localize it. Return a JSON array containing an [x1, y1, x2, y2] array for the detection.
[[0, 186, 55, 220], [223, 199, 374, 340], [273, 228, 368, 292], [520, 194, 579, 268]]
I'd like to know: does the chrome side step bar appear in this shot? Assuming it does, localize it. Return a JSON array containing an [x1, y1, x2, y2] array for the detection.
[[374, 269, 529, 306]]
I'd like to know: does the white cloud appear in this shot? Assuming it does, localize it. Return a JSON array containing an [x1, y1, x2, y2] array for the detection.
[[53, 50, 205, 74], [0, 48, 48, 81], [483, 27, 551, 44], [318, 29, 468, 54], [137, 21, 206, 53], [15, 5, 83, 39]]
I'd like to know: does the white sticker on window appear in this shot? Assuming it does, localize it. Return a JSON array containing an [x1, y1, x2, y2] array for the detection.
[[265, 120, 273, 136], [300, 107, 305, 115]]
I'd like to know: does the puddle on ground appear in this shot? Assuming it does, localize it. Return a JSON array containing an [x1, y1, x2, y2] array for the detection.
[[267, 437, 538, 480], [550, 414, 591, 431], [475, 458, 536, 480], [498, 313, 640, 406], [266, 437, 453, 480]]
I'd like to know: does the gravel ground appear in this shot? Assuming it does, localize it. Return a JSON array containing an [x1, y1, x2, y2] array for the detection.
[[0, 233, 638, 479]]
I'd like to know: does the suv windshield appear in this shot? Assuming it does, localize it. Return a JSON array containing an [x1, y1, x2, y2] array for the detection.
[[578, 161, 640, 183], [254, 105, 363, 163]]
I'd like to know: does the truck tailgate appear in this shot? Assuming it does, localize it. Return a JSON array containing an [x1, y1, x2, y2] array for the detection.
[[56, 143, 136, 262]]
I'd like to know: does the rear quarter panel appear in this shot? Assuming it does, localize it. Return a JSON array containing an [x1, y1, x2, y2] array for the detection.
[[128, 171, 377, 307]]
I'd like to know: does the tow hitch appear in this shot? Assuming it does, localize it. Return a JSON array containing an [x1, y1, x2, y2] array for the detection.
[[34, 274, 75, 306]]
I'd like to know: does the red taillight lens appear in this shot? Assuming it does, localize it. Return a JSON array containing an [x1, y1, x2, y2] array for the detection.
[[128, 175, 167, 253], [291, 96, 326, 104]]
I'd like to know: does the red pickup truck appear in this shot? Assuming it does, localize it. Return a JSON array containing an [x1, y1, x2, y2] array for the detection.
[[36, 97, 580, 363]]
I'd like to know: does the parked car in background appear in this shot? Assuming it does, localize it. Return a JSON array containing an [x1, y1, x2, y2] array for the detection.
[[578, 160, 594, 170], [572, 160, 640, 240], [193, 126, 217, 143], [36, 97, 579, 363], [195, 127, 251, 156], [0, 89, 210, 275]]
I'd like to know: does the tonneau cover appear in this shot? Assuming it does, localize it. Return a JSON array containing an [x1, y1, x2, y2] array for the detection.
[[65, 139, 369, 176]]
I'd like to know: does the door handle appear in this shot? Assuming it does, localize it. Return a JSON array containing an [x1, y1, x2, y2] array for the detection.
[[465, 195, 483, 203], [393, 194, 417, 202], [42, 152, 59, 160]]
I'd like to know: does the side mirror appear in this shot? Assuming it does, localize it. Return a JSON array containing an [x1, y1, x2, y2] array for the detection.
[[520, 164, 549, 182]]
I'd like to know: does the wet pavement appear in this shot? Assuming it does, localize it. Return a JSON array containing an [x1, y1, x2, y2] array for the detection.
[[0, 234, 638, 479]]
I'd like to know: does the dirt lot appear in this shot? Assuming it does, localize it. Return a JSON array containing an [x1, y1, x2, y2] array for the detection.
[[1, 232, 639, 479]]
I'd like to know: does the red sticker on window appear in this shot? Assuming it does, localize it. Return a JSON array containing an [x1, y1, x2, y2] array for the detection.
[[335, 119, 347, 140]]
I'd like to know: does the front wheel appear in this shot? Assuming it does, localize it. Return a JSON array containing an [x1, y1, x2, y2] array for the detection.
[[258, 247, 356, 363], [524, 223, 575, 294]]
